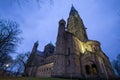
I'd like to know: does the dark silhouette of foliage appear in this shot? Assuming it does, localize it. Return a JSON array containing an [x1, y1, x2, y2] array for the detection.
[[0, 19, 21, 67], [16, 52, 30, 75], [8, 52, 30, 76], [112, 54, 120, 77]]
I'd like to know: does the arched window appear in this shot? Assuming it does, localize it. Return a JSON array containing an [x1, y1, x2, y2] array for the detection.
[[85, 65, 90, 75], [68, 48, 70, 56], [92, 64, 98, 75]]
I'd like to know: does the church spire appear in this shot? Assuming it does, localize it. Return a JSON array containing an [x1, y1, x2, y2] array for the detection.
[[69, 5, 78, 16], [67, 6, 88, 42]]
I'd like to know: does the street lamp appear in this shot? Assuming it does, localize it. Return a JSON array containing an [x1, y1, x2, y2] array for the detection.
[[6, 64, 9, 68], [3, 63, 10, 76]]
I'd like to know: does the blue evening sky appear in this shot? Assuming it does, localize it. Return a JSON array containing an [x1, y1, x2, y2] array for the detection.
[[0, 0, 120, 61]]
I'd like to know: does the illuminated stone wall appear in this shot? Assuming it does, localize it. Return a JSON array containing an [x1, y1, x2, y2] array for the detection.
[[36, 63, 54, 77]]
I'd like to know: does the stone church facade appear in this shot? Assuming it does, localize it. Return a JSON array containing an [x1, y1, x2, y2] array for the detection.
[[25, 6, 115, 79]]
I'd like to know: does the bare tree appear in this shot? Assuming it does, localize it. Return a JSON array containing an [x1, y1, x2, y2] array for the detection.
[[13, 0, 53, 8], [10, 52, 30, 76], [0, 19, 21, 67], [112, 54, 120, 77], [18, 52, 30, 74]]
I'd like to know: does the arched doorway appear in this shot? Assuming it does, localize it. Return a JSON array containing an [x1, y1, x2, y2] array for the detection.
[[85, 65, 90, 75], [91, 64, 98, 75]]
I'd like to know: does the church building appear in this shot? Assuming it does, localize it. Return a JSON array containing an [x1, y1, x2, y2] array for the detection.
[[25, 6, 115, 79]]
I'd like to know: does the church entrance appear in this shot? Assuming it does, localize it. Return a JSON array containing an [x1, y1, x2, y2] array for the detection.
[[84, 63, 98, 78]]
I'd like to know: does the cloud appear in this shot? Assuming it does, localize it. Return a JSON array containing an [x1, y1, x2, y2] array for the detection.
[[0, 0, 120, 61]]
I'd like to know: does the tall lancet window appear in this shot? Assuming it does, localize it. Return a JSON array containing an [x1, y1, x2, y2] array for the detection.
[[68, 48, 70, 56]]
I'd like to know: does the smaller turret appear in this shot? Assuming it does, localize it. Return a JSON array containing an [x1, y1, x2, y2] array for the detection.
[[58, 19, 66, 38], [44, 42, 55, 57], [58, 19, 66, 35], [32, 41, 39, 53], [27, 41, 38, 66], [59, 19, 66, 26], [55, 19, 66, 54]]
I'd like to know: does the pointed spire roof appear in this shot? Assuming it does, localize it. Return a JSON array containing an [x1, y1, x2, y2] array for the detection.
[[49, 41, 54, 46], [35, 40, 39, 45], [59, 19, 66, 24], [45, 41, 54, 47], [69, 5, 78, 16], [34, 40, 39, 47], [71, 5, 76, 11]]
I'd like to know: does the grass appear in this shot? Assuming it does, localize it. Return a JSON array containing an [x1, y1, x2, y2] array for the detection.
[[0, 77, 75, 80], [0, 77, 119, 80]]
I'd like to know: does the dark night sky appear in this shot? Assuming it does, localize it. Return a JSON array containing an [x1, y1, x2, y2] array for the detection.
[[0, 0, 120, 61]]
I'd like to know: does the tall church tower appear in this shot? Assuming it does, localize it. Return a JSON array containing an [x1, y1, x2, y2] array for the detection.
[[53, 5, 115, 79], [67, 5, 88, 42], [25, 5, 115, 79]]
